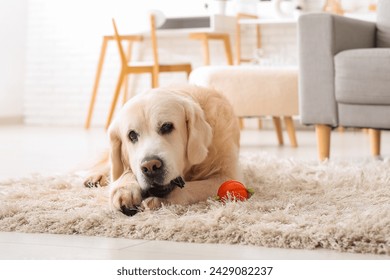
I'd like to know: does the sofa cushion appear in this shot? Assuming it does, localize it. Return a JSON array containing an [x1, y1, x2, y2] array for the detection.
[[377, 0, 390, 47], [189, 66, 299, 117], [335, 48, 390, 105]]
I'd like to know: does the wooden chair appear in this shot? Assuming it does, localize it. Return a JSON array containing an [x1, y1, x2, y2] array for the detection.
[[86, 14, 192, 129], [105, 16, 192, 129], [84, 34, 143, 129]]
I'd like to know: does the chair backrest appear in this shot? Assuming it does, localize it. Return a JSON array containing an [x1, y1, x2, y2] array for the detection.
[[377, 0, 390, 47], [112, 14, 160, 69]]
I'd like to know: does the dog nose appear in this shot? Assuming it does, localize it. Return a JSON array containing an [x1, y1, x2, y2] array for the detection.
[[141, 157, 164, 178]]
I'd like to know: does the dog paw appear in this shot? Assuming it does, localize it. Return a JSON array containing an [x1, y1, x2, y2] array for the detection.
[[110, 183, 143, 216], [84, 173, 109, 188], [141, 196, 166, 210]]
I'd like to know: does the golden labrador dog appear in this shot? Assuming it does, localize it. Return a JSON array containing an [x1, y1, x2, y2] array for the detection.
[[85, 85, 240, 216]]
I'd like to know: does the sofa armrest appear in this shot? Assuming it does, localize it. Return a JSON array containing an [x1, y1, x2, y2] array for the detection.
[[298, 13, 377, 126]]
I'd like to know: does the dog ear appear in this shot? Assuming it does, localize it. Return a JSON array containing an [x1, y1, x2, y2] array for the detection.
[[184, 100, 213, 165], [108, 122, 125, 181]]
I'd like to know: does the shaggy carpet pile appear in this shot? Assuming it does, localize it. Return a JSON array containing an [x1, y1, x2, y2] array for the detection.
[[0, 153, 389, 255]]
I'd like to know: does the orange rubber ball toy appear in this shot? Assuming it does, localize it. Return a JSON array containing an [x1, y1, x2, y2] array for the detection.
[[217, 180, 253, 202]]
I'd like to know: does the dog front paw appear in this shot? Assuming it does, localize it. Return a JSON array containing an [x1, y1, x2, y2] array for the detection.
[[110, 182, 143, 216], [141, 196, 167, 210]]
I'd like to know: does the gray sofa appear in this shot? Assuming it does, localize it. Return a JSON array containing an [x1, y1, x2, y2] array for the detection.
[[298, 0, 390, 160]]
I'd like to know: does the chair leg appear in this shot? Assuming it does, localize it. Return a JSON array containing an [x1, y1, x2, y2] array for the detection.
[[369, 128, 381, 157], [85, 37, 108, 129], [223, 36, 233, 65], [272, 116, 284, 146], [284, 116, 298, 148], [122, 41, 133, 105], [122, 75, 129, 105], [151, 70, 159, 88], [105, 71, 125, 129], [316, 124, 331, 161]]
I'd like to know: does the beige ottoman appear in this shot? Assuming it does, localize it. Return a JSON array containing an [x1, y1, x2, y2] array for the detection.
[[189, 66, 299, 147]]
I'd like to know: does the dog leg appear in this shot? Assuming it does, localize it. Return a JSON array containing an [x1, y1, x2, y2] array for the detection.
[[141, 176, 231, 210], [83, 151, 110, 188], [142, 196, 167, 210], [110, 171, 143, 216]]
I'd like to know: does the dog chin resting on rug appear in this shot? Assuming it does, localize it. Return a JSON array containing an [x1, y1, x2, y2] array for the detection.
[[84, 85, 241, 216]]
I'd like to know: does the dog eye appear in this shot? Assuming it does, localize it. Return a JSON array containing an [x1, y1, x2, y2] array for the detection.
[[128, 130, 139, 143], [160, 122, 174, 135]]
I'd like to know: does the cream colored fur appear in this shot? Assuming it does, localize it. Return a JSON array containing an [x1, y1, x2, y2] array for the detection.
[[85, 85, 240, 213]]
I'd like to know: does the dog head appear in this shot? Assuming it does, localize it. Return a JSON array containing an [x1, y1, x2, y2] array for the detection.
[[108, 87, 212, 196]]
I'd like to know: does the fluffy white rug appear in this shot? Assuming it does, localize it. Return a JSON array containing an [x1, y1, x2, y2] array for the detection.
[[0, 153, 389, 255]]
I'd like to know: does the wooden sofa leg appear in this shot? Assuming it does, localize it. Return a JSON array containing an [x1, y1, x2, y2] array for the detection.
[[272, 117, 284, 146], [369, 129, 381, 157], [284, 116, 298, 148], [316, 124, 331, 161], [239, 118, 244, 129]]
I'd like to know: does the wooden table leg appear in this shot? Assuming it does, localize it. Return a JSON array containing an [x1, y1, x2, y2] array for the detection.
[[201, 37, 210, 65]]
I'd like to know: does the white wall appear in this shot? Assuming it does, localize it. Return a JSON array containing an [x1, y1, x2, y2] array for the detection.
[[0, 0, 374, 126], [0, 0, 28, 122]]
